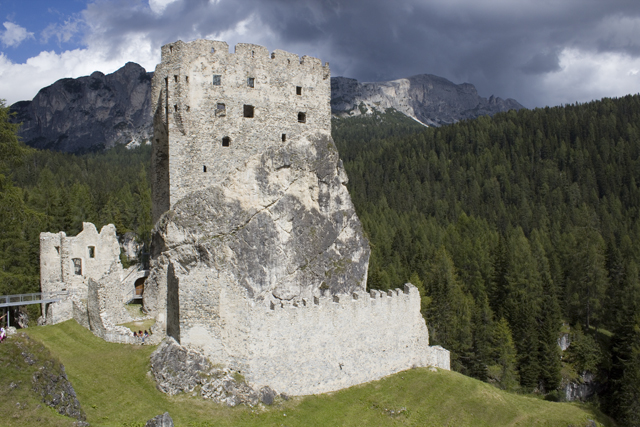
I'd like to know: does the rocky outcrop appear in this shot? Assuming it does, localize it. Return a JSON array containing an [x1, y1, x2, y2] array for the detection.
[[331, 75, 523, 126], [150, 338, 279, 406], [146, 413, 173, 427], [144, 131, 370, 314], [11, 62, 152, 152]]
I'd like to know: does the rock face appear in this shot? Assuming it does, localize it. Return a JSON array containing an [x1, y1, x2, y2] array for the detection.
[[10, 62, 152, 152], [331, 75, 523, 126], [145, 412, 173, 427]]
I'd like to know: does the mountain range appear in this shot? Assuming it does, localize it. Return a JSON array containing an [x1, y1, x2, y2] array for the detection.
[[10, 63, 523, 153]]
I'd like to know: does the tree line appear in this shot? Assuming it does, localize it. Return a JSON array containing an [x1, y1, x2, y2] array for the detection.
[[333, 99, 640, 424]]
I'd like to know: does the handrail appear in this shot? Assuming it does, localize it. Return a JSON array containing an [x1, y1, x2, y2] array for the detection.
[[0, 290, 71, 308]]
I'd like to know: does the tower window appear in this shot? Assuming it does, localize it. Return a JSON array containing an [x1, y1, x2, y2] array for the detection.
[[282, 134, 286, 142], [247, 77, 255, 88], [88, 246, 95, 258], [244, 105, 254, 118], [251, 50, 255, 58], [211, 47, 215, 53], [217, 103, 225, 110], [222, 137, 230, 147], [203, 166, 207, 172], [298, 112, 306, 123], [174, 104, 178, 112], [185, 76, 189, 83], [174, 75, 178, 82], [212, 75, 221, 86], [296, 86, 302, 95]]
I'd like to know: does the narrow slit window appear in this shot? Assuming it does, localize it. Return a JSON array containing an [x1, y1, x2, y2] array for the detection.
[[169, 45, 173, 53], [185, 76, 189, 83], [88, 246, 95, 258], [174, 75, 178, 82], [186, 106, 190, 112], [72, 258, 82, 275], [164, 77, 168, 85], [203, 166, 207, 172], [222, 137, 230, 147], [211, 47, 215, 53], [282, 134, 286, 142], [174, 104, 178, 112], [212, 74, 221, 86], [244, 105, 254, 118], [296, 86, 302, 95], [251, 50, 255, 57], [55, 246, 60, 254], [247, 77, 255, 88], [298, 112, 306, 123]]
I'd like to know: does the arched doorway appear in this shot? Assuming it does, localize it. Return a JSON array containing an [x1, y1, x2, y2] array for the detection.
[[134, 277, 146, 297]]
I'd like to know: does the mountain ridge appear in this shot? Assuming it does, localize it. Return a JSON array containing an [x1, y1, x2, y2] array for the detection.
[[10, 63, 523, 153]]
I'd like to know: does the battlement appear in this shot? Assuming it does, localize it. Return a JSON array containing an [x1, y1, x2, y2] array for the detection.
[[151, 39, 332, 222], [268, 283, 419, 311]]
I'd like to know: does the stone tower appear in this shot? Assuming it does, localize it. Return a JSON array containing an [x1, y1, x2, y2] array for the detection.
[[150, 39, 331, 223]]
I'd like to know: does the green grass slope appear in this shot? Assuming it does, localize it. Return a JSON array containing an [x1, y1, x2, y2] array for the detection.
[[22, 321, 613, 427]]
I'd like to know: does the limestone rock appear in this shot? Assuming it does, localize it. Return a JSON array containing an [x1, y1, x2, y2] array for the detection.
[[150, 337, 272, 407], [145, 412, 173, 427], [331, 75, 523, 126], [145, 131, 369, 309], [10, 62, 152, 152]]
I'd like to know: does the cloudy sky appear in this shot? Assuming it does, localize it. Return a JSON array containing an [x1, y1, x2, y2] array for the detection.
[[1, 0, 640, 108]]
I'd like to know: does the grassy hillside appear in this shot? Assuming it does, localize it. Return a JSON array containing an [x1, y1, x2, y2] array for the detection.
[[17, 321, 613, 427]]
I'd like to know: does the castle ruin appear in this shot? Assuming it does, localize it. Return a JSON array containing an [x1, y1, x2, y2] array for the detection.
[[143, 39, 449, 396]]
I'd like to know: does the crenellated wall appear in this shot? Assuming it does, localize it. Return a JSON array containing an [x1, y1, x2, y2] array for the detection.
[[175, 273, 450, 396], [151, 40, 331, 223]]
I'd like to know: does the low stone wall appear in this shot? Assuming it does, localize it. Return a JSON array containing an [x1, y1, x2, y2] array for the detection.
[[178, 282, 449, 396], [246, 284, 449, 395]]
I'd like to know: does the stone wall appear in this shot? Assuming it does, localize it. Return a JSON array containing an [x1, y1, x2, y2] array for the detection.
[[175, 278, 449, 396], [151, 39, 331, 223]]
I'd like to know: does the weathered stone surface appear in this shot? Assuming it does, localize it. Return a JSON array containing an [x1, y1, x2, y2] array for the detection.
[[331, 75, 523, 126], [10, 62, 152, 152], [150, 337, 266, 406], [145, 412, 173, 427]]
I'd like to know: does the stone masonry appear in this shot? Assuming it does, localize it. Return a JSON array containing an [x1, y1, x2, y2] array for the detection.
[[144, 39, 449, 396]]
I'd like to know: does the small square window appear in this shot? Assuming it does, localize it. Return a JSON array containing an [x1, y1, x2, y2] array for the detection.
[[296, 86, 302, 95], [217, 103, 225, 110], [222, 137, 230, 147], [88, 246, 95, 258], [244, 105, 254, 118], [212, 75, 221, 86], [298, 112, 306, 123], [247, 77, 255, 88]]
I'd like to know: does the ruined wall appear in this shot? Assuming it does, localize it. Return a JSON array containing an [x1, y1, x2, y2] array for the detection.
[[176, 281, 449, 395], [40, 222, 123, 324], [151, 39, 331, 222]]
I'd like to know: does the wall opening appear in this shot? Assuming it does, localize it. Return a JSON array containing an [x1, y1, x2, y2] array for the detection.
[[72, 258, 82, 275], [296, 86, 302, 95], [251, 50, 255, 57], [247, 77, 255, 88], [185, 76, 189, 83], [169, 45, 173, 53], [186, 106, 190, 112], [203, 165, 207, 172], [55, 246, 60, 254], [174, 75, 178, 82], [217, 103, 225, 111], [134, 277, 146, 296], [282, 134, 286, 142], [298, 112, 306, 123], [212, 74, 221, 86], [174, 104, 178, 112], [88, 246, 95, 258], [244, 105, 254, 118], [211, 47, 215, 53], [222, 137, 230, 147], [166, 263, 180, 343]]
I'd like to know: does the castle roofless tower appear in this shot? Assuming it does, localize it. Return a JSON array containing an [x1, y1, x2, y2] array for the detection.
[[151, 39, 331, 223]]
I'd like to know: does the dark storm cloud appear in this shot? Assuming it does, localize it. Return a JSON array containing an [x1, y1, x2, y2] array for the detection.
[[82, 0, 640, 107]]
